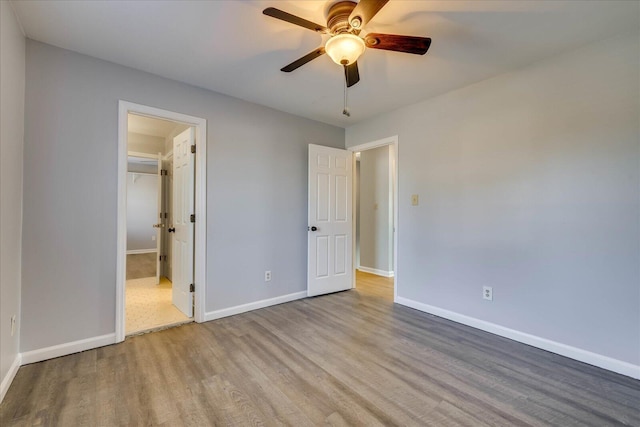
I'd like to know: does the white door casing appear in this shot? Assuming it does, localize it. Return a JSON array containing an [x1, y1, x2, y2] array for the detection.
[[308, 144, 353, 297], [172, 128, 195, 317], [117, 101, 207, 343], [348, 135, 399, 302]]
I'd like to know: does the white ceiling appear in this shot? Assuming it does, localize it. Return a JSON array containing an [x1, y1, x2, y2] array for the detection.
[[11, 0, 639, 128]]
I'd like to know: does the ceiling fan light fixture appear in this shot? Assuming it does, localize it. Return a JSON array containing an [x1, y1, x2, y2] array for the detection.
[[325, 34, 365, 66]]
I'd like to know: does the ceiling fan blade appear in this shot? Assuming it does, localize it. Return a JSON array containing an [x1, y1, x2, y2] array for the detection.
[[364, 33, 432, 55], [263, 8, 329, 34], [348, 0, 389, 30], [281, 47, 326, 72], [344, 62, 360, 88]]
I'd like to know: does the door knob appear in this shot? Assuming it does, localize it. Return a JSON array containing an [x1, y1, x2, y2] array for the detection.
[[309, 226, 318, 231], [168, 227, 176, 233]]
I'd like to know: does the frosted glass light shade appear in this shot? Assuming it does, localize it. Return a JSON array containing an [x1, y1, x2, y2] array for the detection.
[[325, 34, 366, 66]]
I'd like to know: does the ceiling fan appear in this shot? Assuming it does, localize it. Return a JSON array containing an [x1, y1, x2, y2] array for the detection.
[[263, 0, 432, 88]]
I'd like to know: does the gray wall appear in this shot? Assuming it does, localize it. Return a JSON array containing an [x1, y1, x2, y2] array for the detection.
[[126, 173, 158, 252], [21, 41, 344, 352], [358, 146, 393, 273], [346, 33, 640, 366], [1, 0, 25, 388]]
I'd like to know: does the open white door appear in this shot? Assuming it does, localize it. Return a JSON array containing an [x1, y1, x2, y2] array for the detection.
[[171, 128, 195, 317], [162, 154, 173, 282], [308, 144, 353, 296], [155, 152, 162, 285]]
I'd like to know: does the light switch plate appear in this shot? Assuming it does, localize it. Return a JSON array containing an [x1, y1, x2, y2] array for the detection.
[[411, 194, 419, 206]]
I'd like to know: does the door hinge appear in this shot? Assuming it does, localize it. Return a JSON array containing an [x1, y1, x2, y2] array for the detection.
[[164, 212, 168, 219], [191, 144, 196, 154], [189, 283, 195, 292], [159, 255, 162, 261], [161, 169, 168, 176], [190, 214, 195, 223]]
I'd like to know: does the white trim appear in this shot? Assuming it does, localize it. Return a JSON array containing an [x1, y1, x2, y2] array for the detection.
[[117, 101, 207, 343], [349, 136, 397, 152], [357, 266, 394, 277], [127, 171, 157, 177], [0, 354, 21, 403], [21, 334, 117, 365], [126, 249, 157, 255], [396, 296, 640, 380], [204, 291, 306, 322], [349, 136, 399, 302], [127, 150, 158, 159]]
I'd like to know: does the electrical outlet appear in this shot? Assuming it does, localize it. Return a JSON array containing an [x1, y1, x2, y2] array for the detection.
[[10, 315, 16, 336], [483, 286, 493, 301], [411, 194, 419, 206], [151, 235, 156, 241], [265, 271, 271, 282]]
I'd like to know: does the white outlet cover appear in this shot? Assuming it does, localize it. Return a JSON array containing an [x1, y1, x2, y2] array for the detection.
[[483, 286, 493, 301]]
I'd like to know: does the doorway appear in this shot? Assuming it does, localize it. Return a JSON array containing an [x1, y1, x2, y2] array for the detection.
[[350, 136, 398, 302], [116, 102, 207, 342], [125, 115, 192, 335]]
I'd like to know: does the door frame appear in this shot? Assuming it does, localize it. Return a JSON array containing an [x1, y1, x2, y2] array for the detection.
[[116, 101, 207, 342], [348, 136, 399, 302]]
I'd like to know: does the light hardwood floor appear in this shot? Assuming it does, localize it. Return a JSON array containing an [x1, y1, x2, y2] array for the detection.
[[1, 272, 638, 426], [355, 269, 394, 300]]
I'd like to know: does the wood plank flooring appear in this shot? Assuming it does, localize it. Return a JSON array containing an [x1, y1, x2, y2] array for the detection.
[[2, 271, 638, 426], [355, 270, 394, 300]]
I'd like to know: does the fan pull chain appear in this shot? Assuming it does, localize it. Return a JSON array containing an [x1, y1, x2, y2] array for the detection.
[[342, 67, 351, 117]]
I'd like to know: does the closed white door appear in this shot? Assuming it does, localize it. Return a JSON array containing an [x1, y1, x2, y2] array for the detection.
[[308, 144, 353, 296], [172, 128, 195, 317]]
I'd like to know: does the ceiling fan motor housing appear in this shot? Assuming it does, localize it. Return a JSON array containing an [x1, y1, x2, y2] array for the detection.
[[327, 1, 358, 34]]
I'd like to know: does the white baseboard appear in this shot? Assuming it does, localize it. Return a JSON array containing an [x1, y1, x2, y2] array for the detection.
[[21, 333, 117, 365], [357, 266, 394, 277], [0, 353, 21, 404], [204, 291, 307, 322], [126, 249, 157, 255], [396, 297, 640, 379]]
